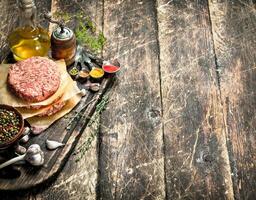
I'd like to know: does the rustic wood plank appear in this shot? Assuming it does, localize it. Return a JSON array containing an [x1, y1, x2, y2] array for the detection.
[[38, 112, 102, 200], [33, 0, 104, 199], [208, 0, 256, 199], [36, 0, 104, 198], [157, 0, 234, 199], [35, 0, 52, 28], [98, 0, 165, 199], [0, 0, 106, 196]]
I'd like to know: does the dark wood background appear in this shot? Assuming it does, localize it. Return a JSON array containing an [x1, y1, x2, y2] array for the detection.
[[0, 0, 255, 199]]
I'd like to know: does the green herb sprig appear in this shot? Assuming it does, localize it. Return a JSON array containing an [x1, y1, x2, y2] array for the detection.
[[74, 95, 109, 162]]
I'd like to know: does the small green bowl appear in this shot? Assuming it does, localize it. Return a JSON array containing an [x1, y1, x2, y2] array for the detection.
[[69, 67, 79, 79]]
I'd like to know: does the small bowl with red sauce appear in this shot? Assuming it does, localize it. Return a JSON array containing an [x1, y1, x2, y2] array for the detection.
[[102, 59, 121, 75], [0, 104, 24, 150]]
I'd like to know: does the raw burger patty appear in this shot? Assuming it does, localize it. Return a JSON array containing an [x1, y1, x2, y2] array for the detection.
[[24, 96, 62, 110], [36, 100, 66, 117], [8, 57, 60, 102]]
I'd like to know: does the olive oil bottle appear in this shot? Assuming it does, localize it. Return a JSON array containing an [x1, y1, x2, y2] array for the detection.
[[8, 0, 50, 61]]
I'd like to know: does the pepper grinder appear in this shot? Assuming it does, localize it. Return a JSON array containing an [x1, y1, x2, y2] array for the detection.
[[44, 14, 76, 66]]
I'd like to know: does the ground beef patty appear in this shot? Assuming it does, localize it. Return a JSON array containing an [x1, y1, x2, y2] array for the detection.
[[8, 57, 60, 102], [36, 100, 66, 117], [24, 96, 62, 110]]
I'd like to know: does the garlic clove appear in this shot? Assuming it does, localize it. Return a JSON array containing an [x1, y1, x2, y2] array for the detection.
[[90, 83, 100, 92], [20, 135, 30, 144], [46, 139, 65, 150], [22, 127, 30, 136], [27, 144, 41, 153], [81, 89, 87, 96], [14, 144, 27, 155], [84, 83, 100, 92]]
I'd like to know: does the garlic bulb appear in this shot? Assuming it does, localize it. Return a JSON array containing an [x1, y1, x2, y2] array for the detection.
[[0, 144, 44, 170], [25, 144, 44, 166], [46, 139, 65, 150]]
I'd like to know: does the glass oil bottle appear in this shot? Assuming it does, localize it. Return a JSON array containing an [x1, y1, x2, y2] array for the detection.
[[8, 0, 50, 61]]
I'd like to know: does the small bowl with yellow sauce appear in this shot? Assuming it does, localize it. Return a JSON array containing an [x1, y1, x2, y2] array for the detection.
[[89, 67, 104, 82]]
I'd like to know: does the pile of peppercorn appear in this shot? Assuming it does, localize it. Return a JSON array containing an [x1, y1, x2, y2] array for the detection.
[[0, 108, 21, 144]]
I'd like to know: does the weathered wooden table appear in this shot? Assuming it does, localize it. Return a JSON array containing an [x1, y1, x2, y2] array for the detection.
[[0, 0, 255, 199]]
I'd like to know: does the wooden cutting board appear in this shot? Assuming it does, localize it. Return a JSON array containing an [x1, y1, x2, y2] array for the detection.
[[0, 56, 114, 191]]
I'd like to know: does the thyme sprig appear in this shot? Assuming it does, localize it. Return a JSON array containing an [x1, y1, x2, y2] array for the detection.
[[74, 95, 109, 162]]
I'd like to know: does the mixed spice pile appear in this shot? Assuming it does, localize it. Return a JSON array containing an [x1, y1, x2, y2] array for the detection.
[[0, 108, 21, 144]]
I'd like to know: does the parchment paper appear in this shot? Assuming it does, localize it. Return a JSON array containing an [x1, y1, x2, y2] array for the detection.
[[27, 93, 82, 134]]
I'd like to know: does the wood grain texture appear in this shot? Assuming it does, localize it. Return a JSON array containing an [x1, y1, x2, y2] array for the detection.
[[0, 76, 112, 191], [0, 1, 103, 199], [35, 0, 52, 28], [157, 0, 233, 199], [0, 0, 106, 198], [0, 0, 255, 199], [209, 0, 256, 199], [0, 0, 18, 61], [38, 112, 101, 200], [0, 113, 102, 200], [98, 0, 165, 199], [34, 1, 104, 199]]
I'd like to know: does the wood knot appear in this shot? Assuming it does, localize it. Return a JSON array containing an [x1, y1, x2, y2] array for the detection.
[[196, 150, 215, 165], [148, 109, 161, 118], [203, 154, 214, 163]]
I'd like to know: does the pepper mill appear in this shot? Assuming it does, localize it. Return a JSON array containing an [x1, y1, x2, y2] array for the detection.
[[45, 14, 76, 66], [51, 26, 76, 66]]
